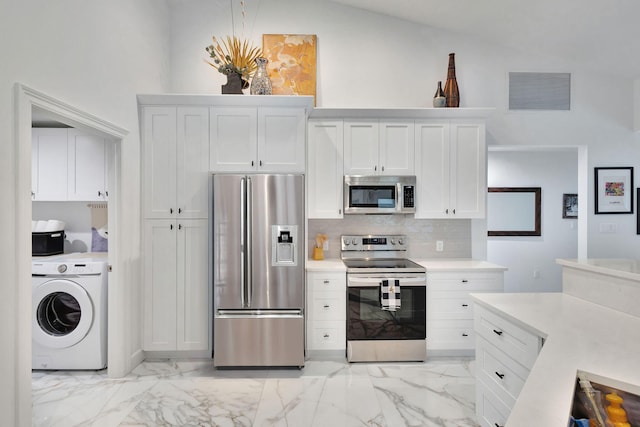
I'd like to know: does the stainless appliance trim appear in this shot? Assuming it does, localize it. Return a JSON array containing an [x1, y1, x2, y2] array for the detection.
[[347, 275, 426, 287], [240, 177, 246, 307]]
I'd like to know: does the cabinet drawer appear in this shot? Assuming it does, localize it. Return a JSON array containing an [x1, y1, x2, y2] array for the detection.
[[474, 305, 541, 370], [427, 292, 474, 319], [307, 321, 346, 350], [309, 292, 346, 321], [476, 336, 530, 405], [309, 273, 346, 292], [475, 378, 510, 427], [428, 272, 503, 292], [427, 320, 475, 350]]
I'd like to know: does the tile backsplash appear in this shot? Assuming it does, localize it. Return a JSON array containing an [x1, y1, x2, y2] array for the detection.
[[308, 216, 471, 259]]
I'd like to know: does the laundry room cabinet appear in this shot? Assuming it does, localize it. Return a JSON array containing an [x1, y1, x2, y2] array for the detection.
[[32, 128, 109, 201], [414, 120, 486, 219], [143, 219, 209, 351]]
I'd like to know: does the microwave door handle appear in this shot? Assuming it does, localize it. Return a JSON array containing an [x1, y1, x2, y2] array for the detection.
[[396, 182, 402, 212]]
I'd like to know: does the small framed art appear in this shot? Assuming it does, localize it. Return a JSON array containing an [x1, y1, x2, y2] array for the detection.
[[594, 167, 634, 214], [562, 193, 578, 218]]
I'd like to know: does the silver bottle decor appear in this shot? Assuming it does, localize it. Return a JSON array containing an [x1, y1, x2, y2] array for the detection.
[[250, 57, 272, 95], [433, 81, 446, 107]]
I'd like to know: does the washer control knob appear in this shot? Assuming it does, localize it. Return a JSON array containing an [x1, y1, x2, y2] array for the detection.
[[57, 264, 68, 274], [398, 238, 405, 245], [351, 238, 358, 246], [390, 238, 397, 245], [343, 238, 350, 246]]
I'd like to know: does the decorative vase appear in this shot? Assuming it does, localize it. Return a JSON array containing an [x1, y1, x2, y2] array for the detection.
[[433, 81, 446, 107], [250, 57, 272, 95], [443, 53, 460, 107], [222, 72, 245, 94]]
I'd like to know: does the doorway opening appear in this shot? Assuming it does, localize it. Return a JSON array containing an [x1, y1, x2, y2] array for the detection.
[[15, 83, 128, 424]]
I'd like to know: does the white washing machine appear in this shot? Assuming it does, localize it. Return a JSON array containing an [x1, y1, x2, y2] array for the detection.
[[32, 253, 108, 370]]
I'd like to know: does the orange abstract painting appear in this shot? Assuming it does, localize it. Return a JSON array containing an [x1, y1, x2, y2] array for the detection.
[[262, 34, 317, 104]]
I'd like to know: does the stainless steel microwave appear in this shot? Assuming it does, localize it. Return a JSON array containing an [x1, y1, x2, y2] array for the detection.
[[344, 175, 416, 214]]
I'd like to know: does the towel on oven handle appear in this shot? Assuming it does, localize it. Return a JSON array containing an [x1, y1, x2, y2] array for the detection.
[[380, 279, 401, 311]]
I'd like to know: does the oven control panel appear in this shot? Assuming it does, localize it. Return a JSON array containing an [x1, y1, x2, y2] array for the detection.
[[341, 235, 408, 251]]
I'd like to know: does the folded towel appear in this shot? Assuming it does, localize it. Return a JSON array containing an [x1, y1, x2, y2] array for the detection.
[[380, 279, 401, 311]]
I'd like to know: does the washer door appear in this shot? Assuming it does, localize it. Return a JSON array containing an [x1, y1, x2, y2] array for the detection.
[[33, 279, 94, 349]]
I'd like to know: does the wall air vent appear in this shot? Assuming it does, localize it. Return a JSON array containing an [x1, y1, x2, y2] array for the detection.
[[509, 72, 571, 110]]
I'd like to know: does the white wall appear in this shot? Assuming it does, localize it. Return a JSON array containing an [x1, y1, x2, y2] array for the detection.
[[169, 0, 640, 260], [487, 150, 579, 292], [0, 1, 170, 425]]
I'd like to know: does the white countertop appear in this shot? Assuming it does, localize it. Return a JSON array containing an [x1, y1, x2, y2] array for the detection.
[[416, 259, 507, 271], [557, 258, 640, 282], [305, 259, 346, 272], [306, 258, 507, 272], [472, 292, 640, 427]]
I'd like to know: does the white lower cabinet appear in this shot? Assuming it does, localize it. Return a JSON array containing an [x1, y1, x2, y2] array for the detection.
[[474, 304, 543, 427], [143, 219, 209, 352], [427, 270, 504, 352], [306, 271, 346, 351]]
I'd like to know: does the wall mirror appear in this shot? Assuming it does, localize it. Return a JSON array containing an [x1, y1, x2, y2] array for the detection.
[[487, 187, 541, 236]]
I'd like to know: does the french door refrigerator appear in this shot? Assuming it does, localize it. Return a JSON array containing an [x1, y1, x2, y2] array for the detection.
[[212, 174, 305, 367]]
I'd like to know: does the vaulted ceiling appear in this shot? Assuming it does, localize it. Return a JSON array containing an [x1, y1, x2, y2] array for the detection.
[[329, 0, 640, 80]]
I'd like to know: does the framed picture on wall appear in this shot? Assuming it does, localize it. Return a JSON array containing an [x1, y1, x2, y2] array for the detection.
[[562, 193, 578, 218], [594, 167, 634, 214]]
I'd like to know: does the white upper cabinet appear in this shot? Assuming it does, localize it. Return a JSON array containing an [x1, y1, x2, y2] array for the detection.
[[344, 120, 414, 175], [307, 120, 344, 219], [32, 128, 109, 202], [67, 129, 108, 201], [415, 120, 486, 219], [210, 106, 306, 172], [32, 128, 68, 201], [209, 107, 258, 171], [142, 106, 209, 219]]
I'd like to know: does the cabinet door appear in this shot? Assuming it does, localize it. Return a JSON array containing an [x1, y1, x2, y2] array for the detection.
[[379, 121, 414, 175], [450, 121, 486, 218], [143, 220, 178, 351], [143, 107, 177, 219], [415, 121, 450, 218], [344, 121, 379, 174], [67, 129, 107, 201], [210, 107, 257, 171], [176, 219, 209, 351], [31, 128, 69, 201], [307, 120, 344, 218], [176, 107, 209, 219], [258, 107, 306, 172]]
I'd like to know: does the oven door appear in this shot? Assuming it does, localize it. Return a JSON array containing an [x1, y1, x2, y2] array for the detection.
[[347, 275, 426, 341]]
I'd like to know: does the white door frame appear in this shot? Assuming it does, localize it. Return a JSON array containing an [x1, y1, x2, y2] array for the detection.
[[14, 83, 128, 426]]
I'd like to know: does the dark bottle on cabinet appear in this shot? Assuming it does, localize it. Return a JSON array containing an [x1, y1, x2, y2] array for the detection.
[[443, 53, 460, 107]]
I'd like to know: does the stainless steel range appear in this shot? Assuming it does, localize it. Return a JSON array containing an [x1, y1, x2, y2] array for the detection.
[[342, 235, 426, 362]]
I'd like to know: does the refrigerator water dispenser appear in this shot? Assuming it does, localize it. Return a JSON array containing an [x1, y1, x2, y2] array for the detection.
[[272, 225, 298, 266]]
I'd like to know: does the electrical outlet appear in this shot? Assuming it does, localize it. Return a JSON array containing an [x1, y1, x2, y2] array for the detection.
[[323, 240, 329, 251], [436, 240, 444, 252]]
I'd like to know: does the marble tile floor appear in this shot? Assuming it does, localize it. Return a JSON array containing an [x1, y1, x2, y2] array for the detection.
[[32, 356, 479, 427]]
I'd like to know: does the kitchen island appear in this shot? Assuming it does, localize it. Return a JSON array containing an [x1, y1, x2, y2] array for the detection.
[[473, 258, 640, 427]]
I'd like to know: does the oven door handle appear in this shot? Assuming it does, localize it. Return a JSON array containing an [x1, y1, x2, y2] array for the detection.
[[347, 276, 426, 287]]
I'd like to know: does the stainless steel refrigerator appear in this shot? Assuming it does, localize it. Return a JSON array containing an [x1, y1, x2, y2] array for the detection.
[[212, 174, 305, 367]]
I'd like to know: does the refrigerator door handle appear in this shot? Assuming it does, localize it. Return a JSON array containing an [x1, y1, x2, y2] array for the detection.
[[246, 176, 253, 308], [217, 309, 303, 317], [240, 177, 246, 307]]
